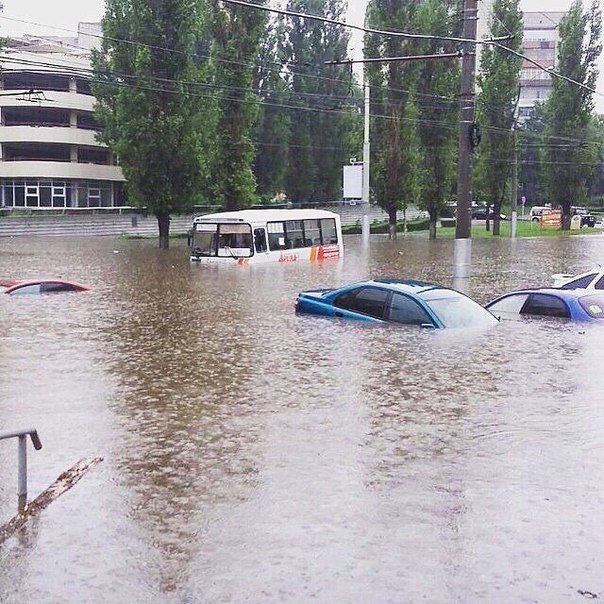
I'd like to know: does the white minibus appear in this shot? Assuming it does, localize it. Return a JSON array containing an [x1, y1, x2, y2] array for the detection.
[[189, 208, 343, 264]]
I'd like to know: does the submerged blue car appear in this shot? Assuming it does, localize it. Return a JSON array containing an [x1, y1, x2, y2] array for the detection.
[[295, 279, 499, 329], [486, 288, 604, 322]]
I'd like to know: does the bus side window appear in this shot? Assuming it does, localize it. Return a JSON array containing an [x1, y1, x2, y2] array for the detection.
[[320, 218, 338, 244], [303, 219, 321, 246], [267, 222, 285, 250], [254, 228, 267, 252]]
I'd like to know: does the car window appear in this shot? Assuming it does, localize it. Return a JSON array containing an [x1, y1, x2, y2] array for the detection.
[[594, 275, 604, 290], [40, 282, 78, 293], [559, 273, 597, 289], [522, 293, 570, 318], [9, 284, 42, 295], [578, 294, 604, 318], [388, 292, 434, 326], [487, 293, 530, 314], [334, 287, 388, 319], [420, 289, 498, 328]]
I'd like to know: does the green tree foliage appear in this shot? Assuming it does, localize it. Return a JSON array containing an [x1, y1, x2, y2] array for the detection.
[[518, 102, 547, 205], [284, 0, 361, 204], [543, 0, 602, 228], [252, 18, 291, 200], [475, 0, 523, 236], [209, 0, 267, 210], [414, 0, 460, 240], [587, 115, 604, 203], [364, 0, 423, 238], [92, 0, 211, 248]]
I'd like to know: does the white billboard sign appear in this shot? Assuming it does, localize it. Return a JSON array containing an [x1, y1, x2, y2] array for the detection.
[[343, 164, 363, 200]]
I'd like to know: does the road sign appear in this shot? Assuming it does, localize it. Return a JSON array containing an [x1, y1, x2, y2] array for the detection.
[[541, 208, 562, 228]]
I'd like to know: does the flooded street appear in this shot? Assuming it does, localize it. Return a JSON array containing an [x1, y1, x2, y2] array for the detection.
[[1, 233, 604, 602]]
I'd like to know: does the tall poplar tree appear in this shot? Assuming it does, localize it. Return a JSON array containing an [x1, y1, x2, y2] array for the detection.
[[415, 0, 460, 240], [285, 0, 359, 203], [93, 0, 209, 248], [543, 0, 602, 228], [252, 18, 291, 200], [475, 0, 523, 236], [518, 103, 547, 206], [209, 0, 267, 210], [364, 0, 422, 238]]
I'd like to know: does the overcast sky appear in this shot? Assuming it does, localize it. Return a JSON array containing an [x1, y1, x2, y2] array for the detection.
[[2, 0, 602, 110]]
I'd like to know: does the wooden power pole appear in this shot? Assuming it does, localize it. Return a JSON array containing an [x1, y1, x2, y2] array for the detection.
[[453, 0, 479, 291]]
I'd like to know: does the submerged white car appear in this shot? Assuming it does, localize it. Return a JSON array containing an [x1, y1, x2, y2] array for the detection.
[[552, 266, 604, 289]]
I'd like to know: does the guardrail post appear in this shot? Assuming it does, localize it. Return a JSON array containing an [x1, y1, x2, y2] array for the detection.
[[0, 429, 43, 514], [17, 435, 27, 512]]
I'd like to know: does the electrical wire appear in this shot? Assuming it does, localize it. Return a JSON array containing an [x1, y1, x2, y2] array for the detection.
[[5, 51, 604, 153], [2, 12, 604, 155], [220, 0, 512, 45]]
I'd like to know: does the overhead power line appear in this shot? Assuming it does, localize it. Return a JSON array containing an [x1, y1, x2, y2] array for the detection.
[[0, 13, 530, 113], [220, 0, 513, 45], [219, 0, 604, 100], [4, 52, 603, 150]]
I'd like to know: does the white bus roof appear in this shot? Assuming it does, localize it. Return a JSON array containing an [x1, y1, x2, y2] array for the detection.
[[193, 208, 340, 223]]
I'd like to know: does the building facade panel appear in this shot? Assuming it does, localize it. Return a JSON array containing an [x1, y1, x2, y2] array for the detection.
[[0, 92, 96, 115], [0, 126, 104, 147], [0, 161, 125, 181]]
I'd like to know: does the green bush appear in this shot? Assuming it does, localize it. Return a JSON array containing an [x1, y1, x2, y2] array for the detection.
[[341, 218, 429, 234], [406, 218, 429, 232]]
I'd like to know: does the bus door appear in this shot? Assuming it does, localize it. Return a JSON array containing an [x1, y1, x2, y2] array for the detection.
[[254, 228, 269, 255]]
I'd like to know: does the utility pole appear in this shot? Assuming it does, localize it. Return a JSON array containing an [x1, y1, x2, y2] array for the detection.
[[361, 78, 370, 244], [510, 92, 521, 238], [453, 0, 479, 292], [510, 128, 519, 238]]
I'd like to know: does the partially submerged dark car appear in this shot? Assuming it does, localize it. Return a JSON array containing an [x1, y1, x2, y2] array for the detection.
[[471, 207, 507, 221]]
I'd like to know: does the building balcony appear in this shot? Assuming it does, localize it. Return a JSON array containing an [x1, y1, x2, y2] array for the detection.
[[0, 91, 95, 112], [0, 160, 125, 182], [0, 126, 105, 147]]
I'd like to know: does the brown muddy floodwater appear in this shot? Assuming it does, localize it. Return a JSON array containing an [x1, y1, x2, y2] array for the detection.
[[1, 233, 604, 603]]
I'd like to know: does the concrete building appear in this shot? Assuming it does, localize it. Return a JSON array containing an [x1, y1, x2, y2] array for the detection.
[[0, 23, 126, 210], [518, 12, 566, 120]]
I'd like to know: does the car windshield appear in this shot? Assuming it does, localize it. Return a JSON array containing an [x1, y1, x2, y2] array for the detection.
[[419, 289, 499, 328], [578, 294, 604, 318]]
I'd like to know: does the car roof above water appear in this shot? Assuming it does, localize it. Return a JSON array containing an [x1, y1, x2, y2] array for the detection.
[[368, 279, 442, 294]]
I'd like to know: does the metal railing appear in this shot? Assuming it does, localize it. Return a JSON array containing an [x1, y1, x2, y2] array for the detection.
[[0, 429, 43, 513]]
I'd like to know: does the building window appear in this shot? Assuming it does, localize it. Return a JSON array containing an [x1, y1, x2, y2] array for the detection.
[[88, 187, 101, 206], [52, 184, 67, 207], [25, 184, 39, 207]]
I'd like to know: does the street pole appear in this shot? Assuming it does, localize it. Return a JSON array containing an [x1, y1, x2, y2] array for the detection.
[[510, 127, 518, 238], [453, 0, 478, 293], [361, 78, 370, 244], [510, 93, 520, 239]]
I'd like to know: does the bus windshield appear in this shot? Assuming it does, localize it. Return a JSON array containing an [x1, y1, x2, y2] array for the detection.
[[192, 223, 253, 258]]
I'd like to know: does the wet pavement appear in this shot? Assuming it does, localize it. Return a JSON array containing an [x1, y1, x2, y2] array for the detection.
[[1, 233, 604, 603]]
